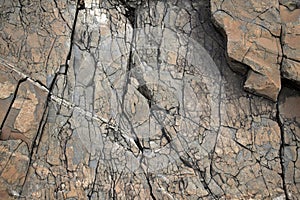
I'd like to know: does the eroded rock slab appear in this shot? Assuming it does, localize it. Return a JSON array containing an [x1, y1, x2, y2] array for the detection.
[[211, 0, 300, 100], [211, 0, 282, 101]]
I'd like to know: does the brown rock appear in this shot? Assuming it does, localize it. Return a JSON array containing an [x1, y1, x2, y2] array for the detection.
[[0, 63, 22, 125], [283, 23, 300, 61], [1, 152, 29, 185], [1, 0, 300, 199], [244, 70, 281, 101], [0, 190, 13, 200], [0, 78, 48, 150], [0, 0, 76, 86], [282, 58, 300, 85], [212, 0, 283, 101], [280, 95, 300, 120], [280, 5, 300, 86], [280, 4, 300, 22], [0, 62, 48, 195], [0, 126, 31, 149]]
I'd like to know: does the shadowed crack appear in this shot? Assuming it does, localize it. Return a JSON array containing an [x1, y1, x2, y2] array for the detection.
[[276, 97, 290, 200], [277, 22, 291, 200], [143, 171, 157, 200], [179, 156, 219, 199], [118, 0, 137, 26], [17, 0, 82, 196], [137, 85, 153, 107]]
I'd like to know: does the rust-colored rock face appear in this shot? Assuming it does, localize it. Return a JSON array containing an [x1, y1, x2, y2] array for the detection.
[[211, 0, 300, 101], [0, 0, 299, 199], [280, 4, 300, 85]]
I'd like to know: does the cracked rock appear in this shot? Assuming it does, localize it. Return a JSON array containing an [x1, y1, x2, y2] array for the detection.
[[0, 0, 299, 199], [211, 0, 282, 101]]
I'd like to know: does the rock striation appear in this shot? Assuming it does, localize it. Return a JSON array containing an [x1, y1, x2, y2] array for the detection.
[[0, 0, 299, 199]]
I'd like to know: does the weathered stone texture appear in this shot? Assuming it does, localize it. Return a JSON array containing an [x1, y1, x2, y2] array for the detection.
[[0, 0, 299, 199], [0, 0, 76, 86], [279, 87, 300, 199], [280, 4, 300, 86], [212, 0, 300, 101], [0, 60, 48, 198]]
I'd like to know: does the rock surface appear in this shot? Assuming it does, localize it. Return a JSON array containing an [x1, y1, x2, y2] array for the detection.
[[211, 0, 300, 100], [280, 2, 300, 86], [0, 0, 299, 199]]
